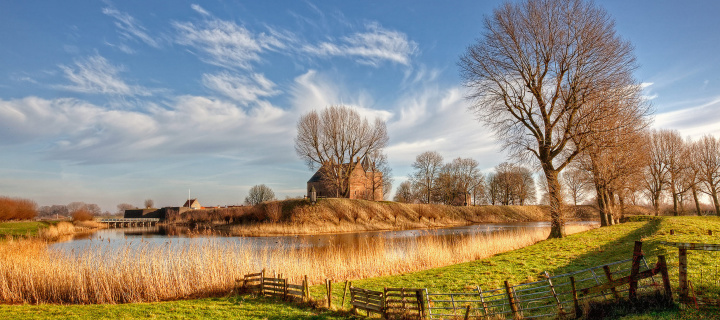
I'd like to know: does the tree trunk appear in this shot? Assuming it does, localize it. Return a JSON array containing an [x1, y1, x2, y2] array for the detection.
[[692, 186, 702, 216], [596, 185, 609, 227], [652, 192, 661, 216], [618, 194, 626, 222], [710, 184, 720, 216], [544, 169, 565, 238]]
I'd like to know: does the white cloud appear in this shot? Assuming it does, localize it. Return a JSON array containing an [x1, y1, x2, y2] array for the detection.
[[58, 55, 151, 96], [202, 72, 279, 105], [0, 95, 293, 164], [190, 4, 210, 16], [654, 96, 720, 138], [302, 22, 417, 66], [173, 17, 284, 70], [102, 6, 160, 48]]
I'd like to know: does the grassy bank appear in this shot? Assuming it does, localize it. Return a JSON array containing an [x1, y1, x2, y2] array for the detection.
[[0, 221, 53, 238], [224, 198, 599, 236]]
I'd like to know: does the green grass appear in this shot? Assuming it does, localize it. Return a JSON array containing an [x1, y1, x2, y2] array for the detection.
[[2, 216, 720, 319], [0, 221, 51, 238], [0, 296, 358, 320]]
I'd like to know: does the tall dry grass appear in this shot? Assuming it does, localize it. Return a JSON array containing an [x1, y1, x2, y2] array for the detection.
[[0, 224, 595, 304]]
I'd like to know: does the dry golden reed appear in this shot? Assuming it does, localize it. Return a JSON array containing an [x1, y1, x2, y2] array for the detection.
[[0, 224, 594, 304]]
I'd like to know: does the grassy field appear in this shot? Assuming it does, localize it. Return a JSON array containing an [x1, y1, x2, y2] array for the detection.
[[2, 216, 719, 319], [0, 221, 51, 238]]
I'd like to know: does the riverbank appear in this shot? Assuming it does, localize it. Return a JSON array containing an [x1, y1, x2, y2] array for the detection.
[[2, 216, 718, 319], [208, 198, 600, 236], [0, 220, 106, 242]]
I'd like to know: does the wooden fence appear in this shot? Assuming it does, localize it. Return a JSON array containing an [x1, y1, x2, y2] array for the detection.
[[238, 241, 675, 319], [239, 270, 309, 301], [662, 241, 720, 306], [424, 241, 671, 319]]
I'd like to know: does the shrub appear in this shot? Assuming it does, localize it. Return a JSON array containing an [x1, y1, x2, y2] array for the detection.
[[71, 209, 94, 222]]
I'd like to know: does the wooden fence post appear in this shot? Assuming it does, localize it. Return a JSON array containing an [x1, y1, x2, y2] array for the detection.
[[417, 289, 426, 318], [476, 286, 489, 316], [657, 255, 673, 302], [679, 248, 688, 300], [464, 305, 472, 320], [303, 275, 309, 302], [544, 271, 565, 316], [342, 281, 350, 308], [570, 276, 581, 319], [260, 268, 265, 296], [504, 281, 521, 320], [326, 279, 332, 309], [602, 265, 620, 300], [629, 241, 643, 300]]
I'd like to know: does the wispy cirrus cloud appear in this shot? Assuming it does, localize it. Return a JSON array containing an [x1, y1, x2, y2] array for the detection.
[[102, 5, 160, 49], [202, 72, 279, 105], [302, 22, 418, 66], [58, 55, 151, 96], [173, 15, 285, 70]]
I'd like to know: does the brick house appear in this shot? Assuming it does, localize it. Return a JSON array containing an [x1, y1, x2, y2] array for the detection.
[[307, 158, 383, 201]]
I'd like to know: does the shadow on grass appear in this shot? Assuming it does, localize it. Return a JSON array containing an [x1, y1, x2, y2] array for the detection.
[[547, 218, 664, 276]]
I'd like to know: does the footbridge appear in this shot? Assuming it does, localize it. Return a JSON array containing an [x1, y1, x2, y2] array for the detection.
[[100, 218, 160, 228]]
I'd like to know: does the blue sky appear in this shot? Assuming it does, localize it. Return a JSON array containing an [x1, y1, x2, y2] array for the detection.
[[1, 1, 720, 211]]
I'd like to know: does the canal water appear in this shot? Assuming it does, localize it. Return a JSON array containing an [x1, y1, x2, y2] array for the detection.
[[50, 221, 598, 254]]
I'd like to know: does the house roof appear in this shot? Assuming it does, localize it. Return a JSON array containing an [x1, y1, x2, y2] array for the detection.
[[183, 198, 200, 207]]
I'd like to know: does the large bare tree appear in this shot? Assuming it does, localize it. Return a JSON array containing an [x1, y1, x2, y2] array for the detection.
[[643, 130, 670, 216], [295, 105, 389, 197], [460, 0, 641, 237]]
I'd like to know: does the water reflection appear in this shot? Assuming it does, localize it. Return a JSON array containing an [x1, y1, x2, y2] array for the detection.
[[51, 221, 598, 254]]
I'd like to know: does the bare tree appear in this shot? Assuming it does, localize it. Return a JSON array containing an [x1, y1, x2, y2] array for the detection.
[[144, 199, 155, 209], [697, 135, 720, 216], [643, 130, 670, 216], [393, 181, 414, 203], [491, 162, 536, 205], [295, 105, 389, 197], [366, 150, 393, 200], [460, 0, 642, 237], [116, 203, 134, 214], [562, 168, 589, 206], [435, 158, 483, 205], [410, 151, 444, 204], [245, 184, 276, 206], [686, 139, 705, 216], [661, 130, 691, 216]]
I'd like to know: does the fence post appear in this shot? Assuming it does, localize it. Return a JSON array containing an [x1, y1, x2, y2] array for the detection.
[[464, 304, 472, 320], [629, 241, 643, 300], [657, 255, 673, 302], [570, 276, 581, 319], [544, 271, 565, 316], [326, 279, 332, 309], [504, 281, 521, 320], [476, 286, 489, 316], [260, 268, 265, 296], [283, 278, 288, 300], [679, 247, 688, 301], [342, 281, 350, 308], [602, 265, 620, 300], [417, 289, 426, 318]]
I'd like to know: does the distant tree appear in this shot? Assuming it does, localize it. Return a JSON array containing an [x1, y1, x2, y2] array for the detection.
[[460, 0, 644, 238], [491, 163, 535, 205], [410, 151, 444, 204], [144, 199, 155, 209], [366, 150, 393, 200], [393, 181, 414, 203], [116, 203, 134, 214], [72, 209, 94, 222], [66, 202, 87, 214], [435, 158, 483, 205], [561, 169, 589, 206], [643, 130, 671, 216], [245, 184, 276, 206], [295, 105, 389, 197], [696, 135, 720, 216]]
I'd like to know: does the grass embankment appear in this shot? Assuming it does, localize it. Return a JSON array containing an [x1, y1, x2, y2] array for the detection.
[[0, 221, 50, 238], [228, 198, 598, 236], [311, 216, 719, 318]]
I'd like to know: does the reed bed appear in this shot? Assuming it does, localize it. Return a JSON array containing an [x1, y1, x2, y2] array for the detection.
[[0, 224, 595, 304]]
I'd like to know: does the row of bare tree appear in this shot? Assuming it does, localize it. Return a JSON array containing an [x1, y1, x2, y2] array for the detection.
[[394, 152, 536, 206]]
